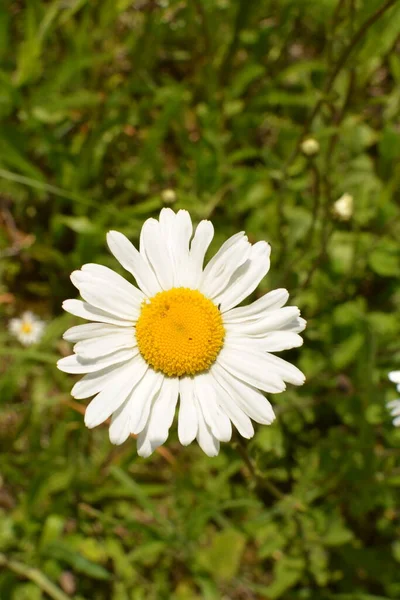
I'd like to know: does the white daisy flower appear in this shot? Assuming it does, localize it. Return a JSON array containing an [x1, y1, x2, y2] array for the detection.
[[388, 371, 400, 392], [332, 193, 353, 221], [387, 371, 400, 427], [9, 311, 45, 346], [58, 209, 306, 457]]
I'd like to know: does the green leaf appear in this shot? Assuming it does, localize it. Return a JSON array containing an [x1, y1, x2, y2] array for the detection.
[[197, 529, 246, 581]]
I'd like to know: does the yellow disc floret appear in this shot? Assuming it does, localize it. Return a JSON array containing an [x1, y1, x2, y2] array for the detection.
[[21, 323, 32, 334], [135, 287, 225, 377]]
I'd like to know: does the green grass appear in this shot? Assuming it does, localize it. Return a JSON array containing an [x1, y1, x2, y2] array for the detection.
[[1, 0, 400, 598]]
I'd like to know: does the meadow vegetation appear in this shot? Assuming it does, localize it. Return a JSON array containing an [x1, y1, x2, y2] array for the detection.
[[1, 0, 400, 598]]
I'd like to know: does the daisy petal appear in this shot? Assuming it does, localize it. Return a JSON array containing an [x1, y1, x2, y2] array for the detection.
[[212, 364, 275, 425], [387, 399, 400, 416], [209, 369, 254, 438], [74, 329, 137, 360], [71, 360, 136, 399], [195, 397, 220, 457], [109, 400, 132, 445], [84, 354, 148, 428], [178, 377, 198, 445], [63, 323, 125, 343], [201, 235, 251, 299], [226, 331, 303, 352], [62, 299, 133, 326], [137, 377, 179, 456], [73, 263, 144, 303], [186, 220, 214, 288], [215, 241, 271, 312], [262, 352, 305, 385], [217, 347, 286, 393], [282, 316, 307, 333], [160, 208, 193, 286], [226, 306, 301, 337], [130, 369, 164, 435], [389, 371, 400, 384], [57, 348, 136, 374], [194, 373, 232, 442], [139, 218, 175, 290], [223, 289, 289, 323], [107, 231, 161, 297], [77, 282, 140, 321]]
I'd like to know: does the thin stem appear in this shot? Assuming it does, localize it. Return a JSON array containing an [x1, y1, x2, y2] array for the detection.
[[286, 0, 398, 169], [234, 437, 285, 502], [219, 0, 252, 85], [0, 553, 70, 600]]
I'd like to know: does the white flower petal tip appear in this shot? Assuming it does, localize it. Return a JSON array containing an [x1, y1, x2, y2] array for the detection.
[[59, 209, 305, 456], [388, 371, 400, 384]]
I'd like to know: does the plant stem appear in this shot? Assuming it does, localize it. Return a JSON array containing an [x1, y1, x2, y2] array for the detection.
[[235, 437, 287, 502], [288, 0, 399, 167], [0, 553, 70, 600]]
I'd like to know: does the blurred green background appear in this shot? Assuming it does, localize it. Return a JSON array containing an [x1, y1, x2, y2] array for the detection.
[[1, 0, 400, 598]]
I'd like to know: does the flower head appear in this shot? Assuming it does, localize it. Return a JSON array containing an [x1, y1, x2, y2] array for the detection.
[[58, 209, 306, 457], [332, 193, 353, 221], [301, 138, 319, 156], [387, 371, 400, 427], [9, 311, 45, 346]]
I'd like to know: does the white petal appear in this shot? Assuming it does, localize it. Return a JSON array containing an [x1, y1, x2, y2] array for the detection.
[[71, 360, 137, 399], [107, 230, 161, 297], [129, 369, 164, 435], [203, 231, 244, 271], [9, 318, 22, 334], [76, 281, 140, 322], [212, 363, 275, 425], [262, 353, 305, 385], [160, 208, 193, 286], [225, 306, 301, 337], [74, 263, 144, 303], [63, 323, 125, 343], [201, 235, 251, 299], [215, 241, 271, 312], [137, 377, 179, 457], [387, 400, 400, 416], [195, 396, 220, 457], [223, 289, 289, 323], [74, 329, 136, 359], [393, 415, 400, 427], [225, 334, 305, 385], [57, 348, 137, 374], [139, 218, 175, 290], [186, 220, 214, 288], [283, 316, 307, 333], [217, 346, 286, 393], [178, 377, 198, 445], [208, 370, 254, 438], [84, 354, 148, 428], [109, 400, 132, 445], [226, 331, 303, 352], [194, 373, 232, 442], [389, 371, 400, 384], [62, 299, 133, 327]]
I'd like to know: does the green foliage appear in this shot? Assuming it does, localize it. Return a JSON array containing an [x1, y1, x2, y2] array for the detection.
[[1, 0, 400, 598]]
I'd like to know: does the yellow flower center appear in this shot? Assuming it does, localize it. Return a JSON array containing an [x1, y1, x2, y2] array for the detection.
[[21, 323, 32, 334], [135, 288, 225, 377]]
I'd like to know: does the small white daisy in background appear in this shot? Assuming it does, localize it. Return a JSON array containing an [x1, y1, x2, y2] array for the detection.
[[9, 311, 45, 346], [387, 371, 400, 427], [58, 209, 306, 457], [300, 137, 320, 156], [332, 193, 353, 221]]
